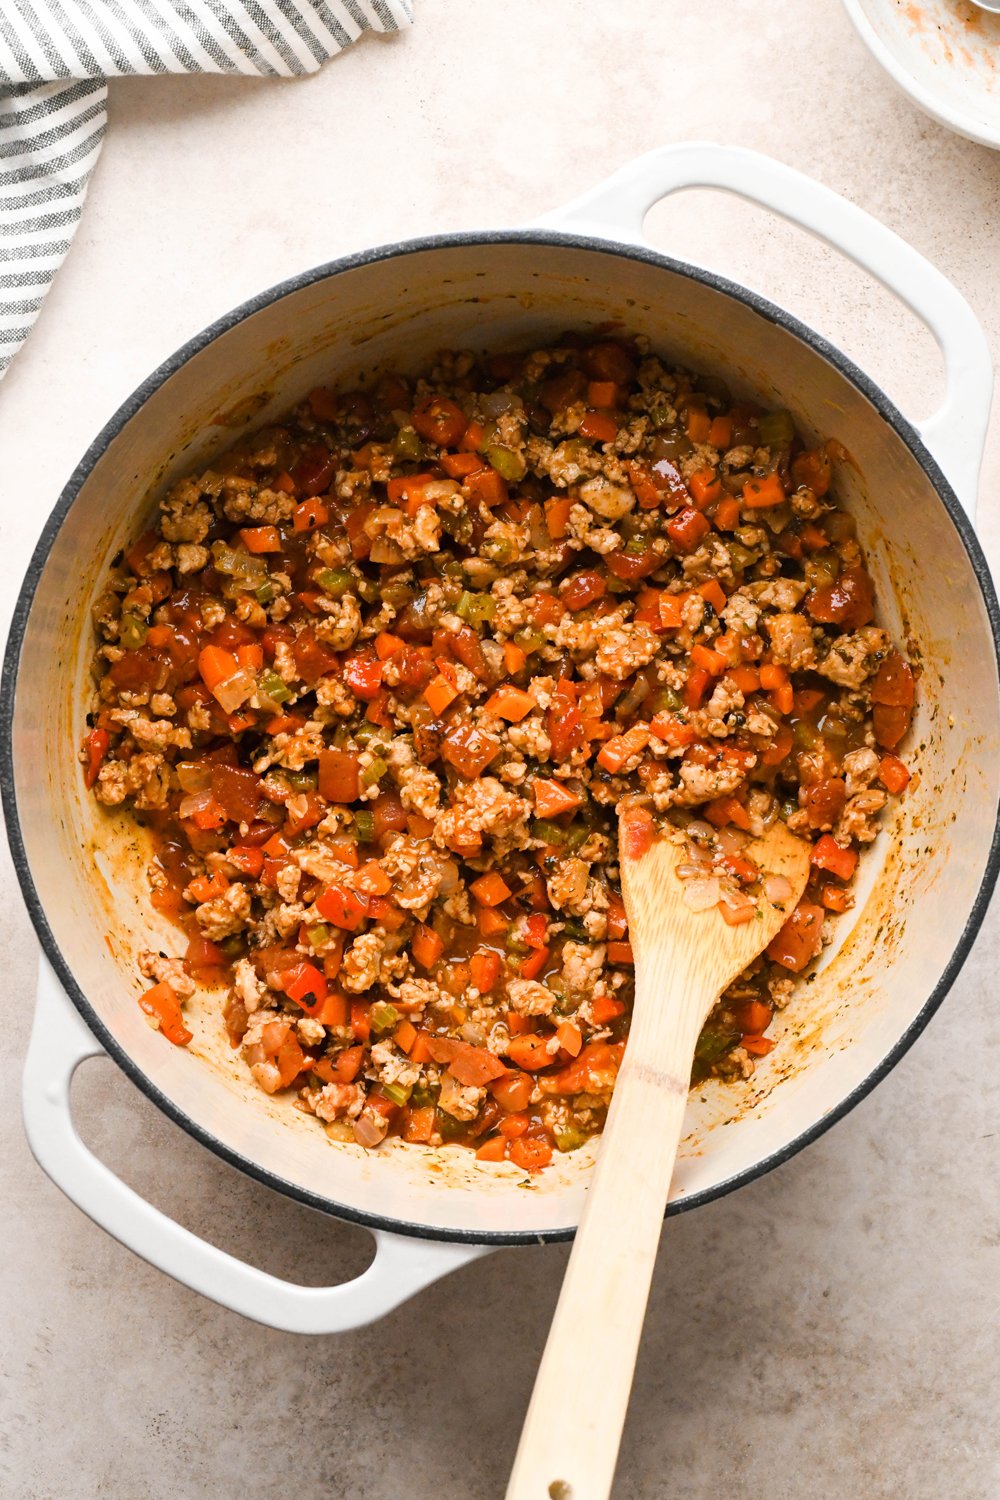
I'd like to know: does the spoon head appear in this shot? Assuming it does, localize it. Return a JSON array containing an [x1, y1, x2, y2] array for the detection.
[[619, 808, 813, 1003]]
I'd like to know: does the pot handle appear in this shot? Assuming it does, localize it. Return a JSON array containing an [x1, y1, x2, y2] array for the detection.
[[22, 957, 487, 1334], [534, 142, 992, 518]]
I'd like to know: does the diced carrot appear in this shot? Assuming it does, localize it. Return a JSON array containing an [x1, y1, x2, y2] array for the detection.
[[198, 645, 238, 691], [503, 641, 527, 674], [741, 1035, 775, 1057], [691, 643, 727, 676], [684, 407, 711, 443], [657, 593, 686, 630], [478, 906, 509, 937], [476, 1136, 507, 1162], [587, 381, 619, 407], [356, 860, 392, 896], [470, 871, 512, 907], [715, 496, 742, 531], [688, 468, 722, 509], [509, 1136, 553, 1173], [239, 526, 281, 553], [403, 1105, 437, 1143], [448, 1043, 508, 1087], [704, 795, 752, 831], [236, 642, 263, 673], [470, 949, 503, 993], [696, 579, 728, 616], [314, 883, 368, 930], [412, 923, 445, 971], [292, 498, 329, 532], [484, 686, 535, 722], [441, 451, 486, 478], [649, 712, 698, 748], [408, 1032, 434, 1065], [708, 415, 733, 449], [392, 1020, 416, 1056], [532, 779, 583, 818], [737, 999, 772, 1035], [545, 497, 573, 539], [725, 665, 761, 695], [556, 1021, 583, 1057], [498, 1111, 530, 1139], [878, 754, 910, 794], [459, 419, 485, 452], [742, 472, 786, 509], [592, 994, 626, 1022], [506, 1034, 555, 1071], [467, 468, 508, 506], [375, 631, 406, 660], [272, 470, 297, 494], [684, 667, 713, 710], [424, 674, 459, 716]]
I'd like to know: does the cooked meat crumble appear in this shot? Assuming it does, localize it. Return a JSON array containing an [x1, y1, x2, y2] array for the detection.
[[81, 334, 915, 1172]]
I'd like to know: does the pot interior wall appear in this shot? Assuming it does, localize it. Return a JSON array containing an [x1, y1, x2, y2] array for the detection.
[[12, 239, 999, 1239]]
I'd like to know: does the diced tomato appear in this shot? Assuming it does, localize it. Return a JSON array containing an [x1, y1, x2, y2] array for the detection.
[[802, 777, 847, 830], [137, 982, 192, 1047], [578, 409, 618, 443], [509, 1137, 553, 1173], [871, 650, 915, 708], [83, 727, 110, 789], [343, 652, 383, 702], [315, 883, 369, 931], [411, 396, 467, 447], [442, 720, 502, 779], [766, 900, 825, 972], [447, 1043, 508, 1088], [227, 845, 265, 879], [318, 749, 361, 804], [291, 445, 336, 496], [666, 508, 710, 553], [810, 833, 858, 881], [604, 545, 661, 581], [561, 570, 607, 611], [806, 564, 875, 629]]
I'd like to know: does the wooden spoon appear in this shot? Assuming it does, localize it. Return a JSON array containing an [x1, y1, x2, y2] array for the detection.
[[506, 809, 811, 1500]]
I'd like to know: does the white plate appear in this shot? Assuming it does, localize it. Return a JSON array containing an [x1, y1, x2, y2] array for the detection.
[[843, 0, 1000, 149]]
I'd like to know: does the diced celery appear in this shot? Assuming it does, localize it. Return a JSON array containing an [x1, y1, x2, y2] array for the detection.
[[257, 669, 290, 704], [410, 1080, 439, 1109], [361, 755, 387, 788], [483, 537, 516, 564], [370, 1001, 400, 1034], [393, 426, 423, 462], [651, 686, 682, 713], [286, 769, 317, 790], [355, 577, 379, 604], [484, 445, 527, 482], [436, 1108, 467, 1141], [624, 536, 649, 556], [354, 809, 375, 843], [119, 614, 148, 649], [317, 567, 354, 598], [513, 627, 547, 653], [553, 1124, 588, 1153], [255, 583, 274, 604], [533, 819, 567, 846], [757, 409, 795, 449], [306, 923, 331, 948], [564, 823, 589, 851], [380, 1080, 412, 1107], [456, 591, 496, 627]]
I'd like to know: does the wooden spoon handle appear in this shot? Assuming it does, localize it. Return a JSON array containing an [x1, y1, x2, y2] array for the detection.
[[506, 970, 705, 1500]]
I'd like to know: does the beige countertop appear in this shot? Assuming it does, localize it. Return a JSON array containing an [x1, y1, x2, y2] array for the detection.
[[2, 3, 999, 1496]]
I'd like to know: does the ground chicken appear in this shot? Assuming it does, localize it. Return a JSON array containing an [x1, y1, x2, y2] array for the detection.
[[195, 883, 252, 941], [765, 612, 817, 671], [138, 952, 195, 998], [818, 628, 890, 690]]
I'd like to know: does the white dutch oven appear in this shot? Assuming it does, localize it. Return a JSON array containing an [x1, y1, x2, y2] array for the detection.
[[5, 145, 999, 1336]]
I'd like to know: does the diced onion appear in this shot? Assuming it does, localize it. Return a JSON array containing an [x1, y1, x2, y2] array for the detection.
[[717, 826, 749, 858], [686, 819, 715, 844], [764, 874, 793, 905], [178, 788, 216, 820], [369, 538, 404, 564], [176, 761, 212, 794], [718, 889, 756, 926], [460, 1022, 487, 1046], [354, 1113, 388, 1149], [481, 392, 522, 417], [212, 670, 255, 715], [682, 877, 722, 912]]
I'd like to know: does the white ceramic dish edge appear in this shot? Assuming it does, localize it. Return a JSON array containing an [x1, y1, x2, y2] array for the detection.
[[18, 143, 993, 1334]]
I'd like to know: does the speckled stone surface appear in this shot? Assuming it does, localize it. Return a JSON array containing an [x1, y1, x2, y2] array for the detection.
[[2, 4, 999, 1496]]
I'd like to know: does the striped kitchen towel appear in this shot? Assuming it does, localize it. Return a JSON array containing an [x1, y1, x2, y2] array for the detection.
[[0, 1, 413, 381]]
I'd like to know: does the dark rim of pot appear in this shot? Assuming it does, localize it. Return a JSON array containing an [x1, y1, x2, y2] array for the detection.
[[4, 228, 1000, 1250]]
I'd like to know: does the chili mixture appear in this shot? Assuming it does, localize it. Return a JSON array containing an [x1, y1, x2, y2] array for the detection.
[[82, 333, 915, 1172]]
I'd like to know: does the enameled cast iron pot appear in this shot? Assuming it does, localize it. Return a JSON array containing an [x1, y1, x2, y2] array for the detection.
[[6, 145, 999, 1334]]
